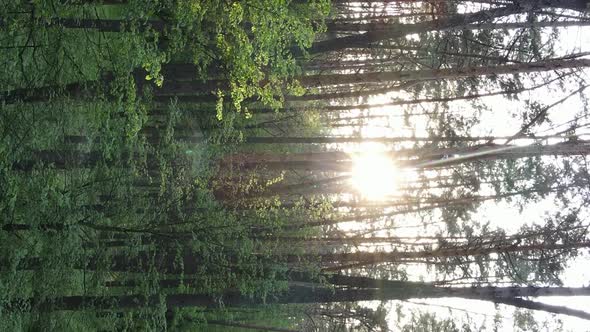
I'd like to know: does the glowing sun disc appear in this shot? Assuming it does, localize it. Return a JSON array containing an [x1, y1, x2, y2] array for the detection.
[[350, 153, 397, 200]]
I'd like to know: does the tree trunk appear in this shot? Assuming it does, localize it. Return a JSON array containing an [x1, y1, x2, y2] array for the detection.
[[6, 283, 590, 314], [327, 19, 590, 33], [206, 320, 299, 332], [297, 59, 590, 87], [235, 141, 590, 172], [301, 5, 525, 55], [494, 297, 590, 320], [303, 241, 590, 264]]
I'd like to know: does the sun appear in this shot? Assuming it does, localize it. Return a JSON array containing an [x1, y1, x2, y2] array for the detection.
[[350, 152, 398, 200]]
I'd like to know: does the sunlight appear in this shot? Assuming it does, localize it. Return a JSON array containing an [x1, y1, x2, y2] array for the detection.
[[350, 152, 398, 200]]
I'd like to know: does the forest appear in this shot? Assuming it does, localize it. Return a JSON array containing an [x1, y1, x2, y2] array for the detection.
[[2, 0, 590, 331]]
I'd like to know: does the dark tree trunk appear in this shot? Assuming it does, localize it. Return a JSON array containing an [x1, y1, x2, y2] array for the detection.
[[300, 5, 525, 55]]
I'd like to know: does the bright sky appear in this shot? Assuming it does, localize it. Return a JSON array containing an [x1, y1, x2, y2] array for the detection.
[[335, 10, 590, 330]]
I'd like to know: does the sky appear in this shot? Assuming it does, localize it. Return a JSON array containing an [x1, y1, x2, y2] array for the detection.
[[330, 4, 590, 329]]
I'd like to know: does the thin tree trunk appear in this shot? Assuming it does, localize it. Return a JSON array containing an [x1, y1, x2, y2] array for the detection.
[[206, 320, 299, 332], [327, 19, 590, 33], [494, 297, 590, 320], [253, 76, 560, 114], [303, 241, 590, 264], [236, 141, 590, 172], [297, 59, 590, 87], [242, 135, 539, 144]]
